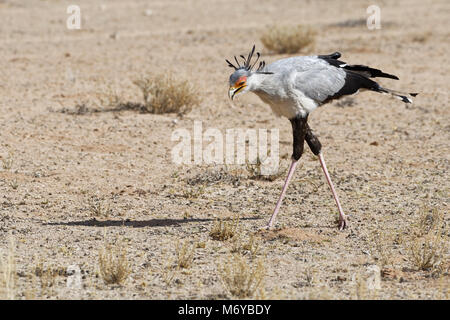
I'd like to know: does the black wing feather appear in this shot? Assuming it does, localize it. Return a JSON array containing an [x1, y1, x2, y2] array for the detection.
[[323, 70, 380, 103], [318, 54, 399, 80]]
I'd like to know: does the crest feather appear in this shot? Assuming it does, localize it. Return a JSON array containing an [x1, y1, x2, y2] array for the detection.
[[225, 45, 273, 74]]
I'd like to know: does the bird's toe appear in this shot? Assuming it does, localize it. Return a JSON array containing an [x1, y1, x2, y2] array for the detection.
[[338, 218, 348, 231]]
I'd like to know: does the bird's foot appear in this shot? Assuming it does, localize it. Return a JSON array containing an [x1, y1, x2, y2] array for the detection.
[[338, 215, 348, 231]]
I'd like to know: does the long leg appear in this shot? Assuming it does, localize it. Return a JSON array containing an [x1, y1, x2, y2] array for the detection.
[[266, 117, 307, 228], [266, 159, 297, 228], [306, 125, 347, 230]]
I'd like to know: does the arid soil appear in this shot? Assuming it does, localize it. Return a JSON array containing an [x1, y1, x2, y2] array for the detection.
[[0, 0, 448, 299]]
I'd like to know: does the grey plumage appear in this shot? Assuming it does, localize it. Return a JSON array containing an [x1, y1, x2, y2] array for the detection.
[[226, 46, 417, 230], [228, 48, 417, 119]]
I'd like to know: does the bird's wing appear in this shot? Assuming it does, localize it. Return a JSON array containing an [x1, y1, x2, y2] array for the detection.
[[319, 55, 399, 80], [287, 57, 347, 102]]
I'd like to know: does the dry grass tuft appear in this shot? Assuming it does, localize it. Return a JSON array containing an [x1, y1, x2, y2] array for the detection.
[[415, 207, 444, 237], [210, 217, 240, 241], [1, 153, 13, 170], [407, 208, 447, 272], [161, 256, 178, 286], [176, 240, 196, 269], [98, 241, 131, 285], [89, 198, 111, 219], [370, 230, 395, 268], [181, 185, 205, 199], [411, 31, 432, 43], [261, 25, 316, 54], [219, 254, 265, 298], [186, 167, 242, 187], [0, 238, 16, 299], [133, 74, 200, 116], [231, 234, 261, 257], [33, 260, 66, 294], [409, 235, 445, 271], [303, 265, 317, 287], [245, 156, 283, 181], [242, 234, 261, 257]]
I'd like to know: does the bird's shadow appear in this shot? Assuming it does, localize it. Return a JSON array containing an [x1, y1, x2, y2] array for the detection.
[[44, 216, 261, 228]]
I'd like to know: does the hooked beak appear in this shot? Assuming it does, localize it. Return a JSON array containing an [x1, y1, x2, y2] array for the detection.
[[228, 85, 246, 100]]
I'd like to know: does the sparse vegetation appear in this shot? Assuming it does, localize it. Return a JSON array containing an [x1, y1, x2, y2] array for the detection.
[[181, 185, 205, 199], [33, 260, 66, 295], [210, 217, 240, 241], [133, 74, 200, 116], [98, 241, 131, 285], [1, 153, 13, 170], [219, 254, 265, 298], [161, 257, 178, 286], [176, 240, 196, 269], [89, 198, 111, 219], [9, 179, 18, 190], [407, 208, 447, 272], [409, 234, 445, 271], [303, 265, 317, 287], [242, 234, 261, 257], [0, 238, 16, 300], [58, 102, 91, 115], [411, 31, 432, 43], [186, 167, 242, 187], [261, 25, 316, 54], [370, 230, 395, 268], [0, 0, 447, 301], [329, 18, 367, 28], [245, 156, 283, 181], [231, 233, 261, 257]]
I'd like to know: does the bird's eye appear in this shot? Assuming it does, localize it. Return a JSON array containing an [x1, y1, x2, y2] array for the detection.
[[238, 81, 245, 86]]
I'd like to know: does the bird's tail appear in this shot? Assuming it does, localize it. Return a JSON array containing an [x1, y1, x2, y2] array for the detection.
[[376, 87, 418, 104]]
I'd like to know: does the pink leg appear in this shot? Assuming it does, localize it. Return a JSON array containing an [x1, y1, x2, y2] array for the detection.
[[266, 159, 298, 228], [318, 153, 347, 230]]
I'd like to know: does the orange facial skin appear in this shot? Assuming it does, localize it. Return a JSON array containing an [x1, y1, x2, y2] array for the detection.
[[234, 76, 247, 88]]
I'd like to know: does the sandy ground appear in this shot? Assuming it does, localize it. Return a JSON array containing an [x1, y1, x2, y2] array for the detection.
[[0, 0, 449, 299]]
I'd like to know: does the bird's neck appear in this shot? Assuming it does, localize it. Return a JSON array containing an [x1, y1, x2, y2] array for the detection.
[[247, 72, 270, 92]]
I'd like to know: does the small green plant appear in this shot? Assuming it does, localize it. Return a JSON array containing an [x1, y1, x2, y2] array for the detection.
[[261, 24, 316, 54], [133, 74, 200, 116]]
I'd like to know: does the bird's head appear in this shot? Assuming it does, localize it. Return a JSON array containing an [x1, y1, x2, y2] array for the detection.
[[226, 45, 273, 100], [228, 68, 251, 100]]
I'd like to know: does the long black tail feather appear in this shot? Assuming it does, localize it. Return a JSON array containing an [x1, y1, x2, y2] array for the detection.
[[342, 64, 399, 80], [324, 70, 417, 104], [318, 53, 400, 80], [377, 87, 418, 104]]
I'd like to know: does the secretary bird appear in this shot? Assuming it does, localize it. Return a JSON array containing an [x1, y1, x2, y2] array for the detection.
[[226, 45, 417, 230]]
